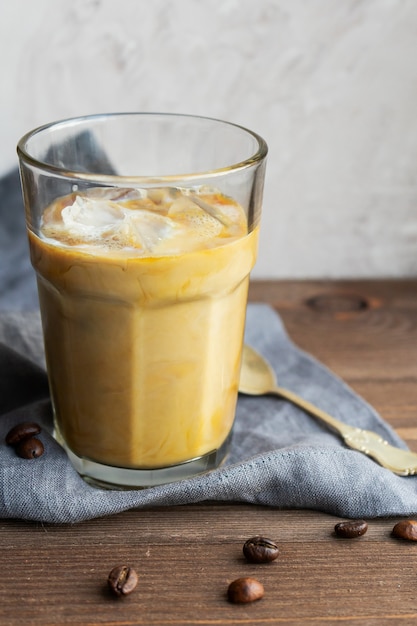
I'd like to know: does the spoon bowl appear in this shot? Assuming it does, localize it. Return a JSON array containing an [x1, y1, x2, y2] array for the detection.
[[239, 344, 277, 395]]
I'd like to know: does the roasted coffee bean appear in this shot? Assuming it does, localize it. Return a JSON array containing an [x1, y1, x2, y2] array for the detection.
[[15, 437, 44, 459], [108, 565, 139, 597], [227, 577, 264, 604], [243, 536, 279, 563], [392, 520, 417, 541], [334, 520, 368, 538], [5, 422, 41, 446]]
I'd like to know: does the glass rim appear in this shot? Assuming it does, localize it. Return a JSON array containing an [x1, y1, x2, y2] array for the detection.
[[17, 112, 268, 184]]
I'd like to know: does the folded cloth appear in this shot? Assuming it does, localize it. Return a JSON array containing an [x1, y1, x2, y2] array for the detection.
[[1, 304, 417, 524], [0, 169, 39, 311]]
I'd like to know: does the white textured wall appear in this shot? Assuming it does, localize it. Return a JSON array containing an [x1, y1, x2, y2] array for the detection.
[[1, 0, 417, 278]]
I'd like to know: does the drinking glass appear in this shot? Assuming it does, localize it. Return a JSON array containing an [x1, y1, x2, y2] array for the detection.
[[17, 113, 267, 488]]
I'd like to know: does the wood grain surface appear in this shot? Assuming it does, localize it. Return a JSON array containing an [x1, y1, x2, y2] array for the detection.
[[1, 279, 417, 626]]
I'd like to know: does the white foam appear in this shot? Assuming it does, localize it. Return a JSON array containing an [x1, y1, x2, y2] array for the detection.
[[42, 187, 247, 255]]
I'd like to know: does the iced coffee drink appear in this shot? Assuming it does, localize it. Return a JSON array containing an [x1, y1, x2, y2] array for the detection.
[[18, 112, 267, 488], [29, 186, 258, 477]]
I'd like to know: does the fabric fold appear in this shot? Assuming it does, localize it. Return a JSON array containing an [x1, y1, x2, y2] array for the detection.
[[1, 303, 417, 524]]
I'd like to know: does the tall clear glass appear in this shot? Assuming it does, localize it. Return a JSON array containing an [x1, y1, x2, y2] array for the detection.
[[17, 113, 267, 489]]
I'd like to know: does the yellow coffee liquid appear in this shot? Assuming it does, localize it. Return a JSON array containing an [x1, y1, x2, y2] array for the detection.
[[29, 188, 258, 470]]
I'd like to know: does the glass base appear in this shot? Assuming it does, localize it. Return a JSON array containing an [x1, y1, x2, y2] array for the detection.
[[55, 429, 232, 490]]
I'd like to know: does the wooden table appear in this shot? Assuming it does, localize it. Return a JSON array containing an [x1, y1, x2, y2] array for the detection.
[[1, 279, 417, 625]]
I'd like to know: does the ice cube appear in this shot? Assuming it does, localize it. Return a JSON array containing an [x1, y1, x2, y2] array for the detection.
[[84, 187, 146, 202], [167, 196, 224, 239], [188, 194, 231, 226], [146, 187, 182, 205], [112, 210, 180, 252], [62, 196, 125, 238]]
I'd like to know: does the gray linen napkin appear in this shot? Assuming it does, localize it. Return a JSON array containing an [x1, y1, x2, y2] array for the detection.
[[1, 303, 417, 524]]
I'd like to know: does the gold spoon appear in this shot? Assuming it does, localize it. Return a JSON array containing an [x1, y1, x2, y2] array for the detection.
[[239, 344, 417, 476]]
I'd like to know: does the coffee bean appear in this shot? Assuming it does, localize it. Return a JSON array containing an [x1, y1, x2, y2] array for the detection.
[[243, 536, 279, 563], [5, 422, 41, 446], [108, 565, 139, 597], [227, 577, 264, 604], [334, 520, 368, 538], [392, 520, 417, 541], [15, 437, 44, 459]]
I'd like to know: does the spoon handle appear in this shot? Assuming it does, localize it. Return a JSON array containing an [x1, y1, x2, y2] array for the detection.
[[273, 385, 357, 436], [272, 385, 417, 475]]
